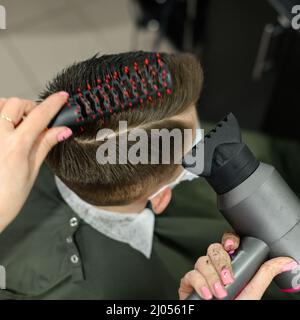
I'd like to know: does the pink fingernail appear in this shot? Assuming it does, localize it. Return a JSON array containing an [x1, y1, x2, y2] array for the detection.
[[200, 286, 213, 300], [57, 128, 73, 142], [221, 268, 234, 285], [282, 261, 298, 272], [224, 239, 234, 251], [213, 282, 228, 299], [58, 91, 69, 98]]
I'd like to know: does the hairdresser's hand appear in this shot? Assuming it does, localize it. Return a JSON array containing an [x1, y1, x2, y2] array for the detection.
[[178, 232, 297, 300], [0, 92, 72, 232]]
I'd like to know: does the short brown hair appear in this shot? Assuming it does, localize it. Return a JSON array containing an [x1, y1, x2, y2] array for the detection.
[[42, 51, 203, 205]]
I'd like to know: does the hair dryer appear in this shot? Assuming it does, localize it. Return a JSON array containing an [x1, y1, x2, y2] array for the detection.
[[183, 113, 300, 300]]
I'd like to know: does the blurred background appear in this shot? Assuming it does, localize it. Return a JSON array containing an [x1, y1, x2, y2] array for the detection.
[[0, 0, 300, 139]]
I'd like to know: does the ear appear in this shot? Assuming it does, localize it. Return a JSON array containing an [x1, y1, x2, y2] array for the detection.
[[150, 187, 172, 215]]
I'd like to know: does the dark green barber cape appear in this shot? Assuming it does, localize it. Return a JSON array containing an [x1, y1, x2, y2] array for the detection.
[[0, 127, 299, 300]]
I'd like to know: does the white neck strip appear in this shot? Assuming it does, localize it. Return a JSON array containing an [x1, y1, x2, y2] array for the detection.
[[55, 177, 155, 259]]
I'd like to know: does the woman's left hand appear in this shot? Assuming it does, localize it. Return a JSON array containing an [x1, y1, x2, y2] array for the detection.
[[0, 92, 72, 232]]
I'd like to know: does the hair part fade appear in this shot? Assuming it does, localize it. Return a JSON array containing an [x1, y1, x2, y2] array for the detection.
[[42, 51, 203, 206]]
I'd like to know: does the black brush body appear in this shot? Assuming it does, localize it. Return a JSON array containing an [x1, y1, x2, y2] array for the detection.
[[47, 53, 172, 132]]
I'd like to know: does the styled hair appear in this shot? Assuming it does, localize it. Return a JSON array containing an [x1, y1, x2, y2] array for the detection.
[[41, 51, 203, 206]]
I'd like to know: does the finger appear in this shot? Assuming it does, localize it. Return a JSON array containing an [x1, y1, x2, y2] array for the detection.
[[236, 257, 298, 300], [0, 98, 36, 132], [17, 92, 69, 147], [178, 270, 213, 300], [222, 232, 240, 254], [0, 98, 7, 111], [29, 126, 73, 170], [207, 243, 234, 286], [194, 256, 228, 299], [0, 98, 13, 132]]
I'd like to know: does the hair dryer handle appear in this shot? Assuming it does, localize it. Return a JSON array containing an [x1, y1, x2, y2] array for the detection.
[[186, 237, 270, 300]]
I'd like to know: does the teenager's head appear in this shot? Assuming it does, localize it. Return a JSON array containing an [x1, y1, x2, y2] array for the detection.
[[41, 51, 203, 213]]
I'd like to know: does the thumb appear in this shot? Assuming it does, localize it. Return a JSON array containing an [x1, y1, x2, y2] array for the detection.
[[236, 257, 298, 300], [30, 126, 73, 169]]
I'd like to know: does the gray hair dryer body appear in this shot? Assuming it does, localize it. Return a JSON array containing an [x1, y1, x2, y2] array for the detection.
[[183, 113, 300, 300]]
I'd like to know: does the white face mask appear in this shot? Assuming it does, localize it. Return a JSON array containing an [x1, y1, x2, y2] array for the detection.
[[148, 126, 202, 200]]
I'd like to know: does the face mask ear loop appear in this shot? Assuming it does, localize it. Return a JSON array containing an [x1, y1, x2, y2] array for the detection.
[[148, 185, 168, 201], [148, 170, 187, 201], [147, 130, 202, 202]]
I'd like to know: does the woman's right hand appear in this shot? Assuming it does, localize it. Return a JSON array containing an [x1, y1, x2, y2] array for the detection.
[[178, 232, 298, 300]]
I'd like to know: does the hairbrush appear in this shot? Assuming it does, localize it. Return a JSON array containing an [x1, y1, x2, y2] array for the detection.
[[47, 53, 172, 132]]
